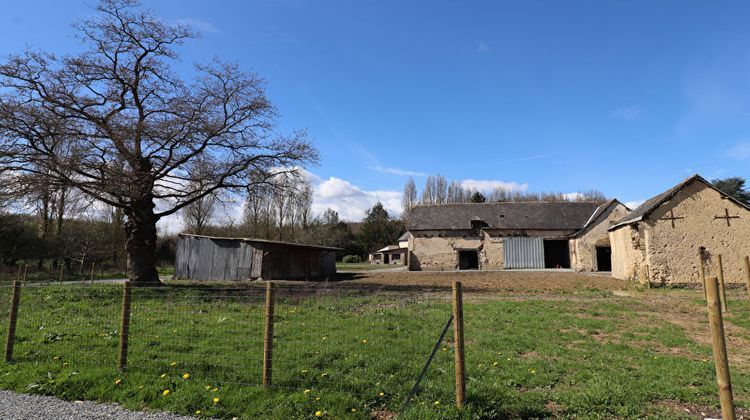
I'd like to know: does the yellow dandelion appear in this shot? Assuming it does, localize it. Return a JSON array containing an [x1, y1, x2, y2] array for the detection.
[[434, 400, 440, 405], [321, 373, 328, 378], [315, 397, 320, 401], [212, 397, 220, 404], [322, 336, 327, 341], [160, 373, 167, 378], [301, 369, 308, 373], [361, 339, 368, 344], [478, 364, 483, 367], [205, 385, 211, 390], [379, 392, 384, 397], [351, 408, 357, 412], [315, 411, 323, 417], [303, 389, 311, 394], [170, 361, 177, 366], [62, 362, 68, 367], [53, 356, 60, 360], [162, 389, 171, 396], [507, 357, 511, 361], [115, 379, 122, 385], [530, 369, 536, 374], [212, 388, 218, 392], [195, 410, 201, 415], [493, 362, 498, 366], [182, 373, 190, 380]]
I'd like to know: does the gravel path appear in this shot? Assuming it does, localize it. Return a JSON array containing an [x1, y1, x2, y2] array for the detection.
[[0, 390, 196, 419]]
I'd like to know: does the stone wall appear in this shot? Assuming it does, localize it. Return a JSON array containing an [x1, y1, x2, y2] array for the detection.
[[610, 224, 646, 281], [409, 229, 577, 271], [644, 182, 750, 284], [570, 203, 630, 271]]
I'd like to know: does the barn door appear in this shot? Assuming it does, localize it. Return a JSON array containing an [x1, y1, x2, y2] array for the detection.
[[504, 237, 544, 269]]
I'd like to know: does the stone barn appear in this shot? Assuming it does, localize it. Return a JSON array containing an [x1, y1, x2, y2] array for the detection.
[[175, 234, 339, 281], [406, 202, 621, 271], [569, 199, 631, 272], [608, 174, 750, 285]]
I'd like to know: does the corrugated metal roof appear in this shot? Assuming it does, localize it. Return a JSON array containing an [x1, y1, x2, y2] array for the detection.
[[178, 233, 343, 251], [406, 202, 601, 231]]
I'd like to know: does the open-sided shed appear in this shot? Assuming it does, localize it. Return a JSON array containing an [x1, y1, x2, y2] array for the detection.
[[175, 234, 339, 281]]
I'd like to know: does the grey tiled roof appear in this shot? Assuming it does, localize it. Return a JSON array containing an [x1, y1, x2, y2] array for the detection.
[[406, 202, 601, 231]]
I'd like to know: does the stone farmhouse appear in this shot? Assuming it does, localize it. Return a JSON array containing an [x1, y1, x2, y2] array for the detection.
[[403, 174, 750, 284], [609, 174, 750, 285], [406, 201, 627, 272]]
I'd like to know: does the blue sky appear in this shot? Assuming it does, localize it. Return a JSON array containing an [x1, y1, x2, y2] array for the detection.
[[3, 0, 750, 226]]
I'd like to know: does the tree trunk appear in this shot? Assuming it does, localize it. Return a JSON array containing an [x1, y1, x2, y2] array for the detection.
[[124, 198, 161, 286]]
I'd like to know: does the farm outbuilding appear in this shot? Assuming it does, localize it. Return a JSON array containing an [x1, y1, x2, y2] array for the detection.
[[608, 174, 750, 285], [175, 234, 339, 281], [405, 201, 619, 271]]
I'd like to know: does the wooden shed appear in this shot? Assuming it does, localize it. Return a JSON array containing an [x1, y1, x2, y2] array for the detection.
[[175, 234, 339, 281]]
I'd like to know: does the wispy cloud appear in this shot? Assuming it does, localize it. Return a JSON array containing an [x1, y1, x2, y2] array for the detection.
[[507, 154, 551, 163], [611, 105, 645, 122], [476, 41, 493, 53], [460, 179, 528, 193], [175, 18, 220, 34], [367, 166, 428, 177], [726, 141, 750, 160]]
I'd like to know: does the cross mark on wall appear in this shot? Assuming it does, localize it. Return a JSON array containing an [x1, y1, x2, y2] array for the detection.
[[660, 209, 684, 228], [713, 208, 740, 227]]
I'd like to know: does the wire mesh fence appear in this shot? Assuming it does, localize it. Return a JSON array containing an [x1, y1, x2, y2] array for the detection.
[[0, 279, 462, 418]]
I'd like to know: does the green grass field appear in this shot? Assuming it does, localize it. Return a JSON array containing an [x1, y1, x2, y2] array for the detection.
[[0, 281, 748, 418]]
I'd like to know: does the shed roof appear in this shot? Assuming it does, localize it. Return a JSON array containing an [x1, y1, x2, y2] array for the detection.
[[178, 233, 342, 251], [609, 174, 750, 231], [406, 202, 601, 231]]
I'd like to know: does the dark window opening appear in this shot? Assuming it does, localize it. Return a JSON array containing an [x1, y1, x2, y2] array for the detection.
[[543, 240, 570, 268], [458, 250, 479, 270], [596, 246, 612, 271], [392, 253, 401, 260]]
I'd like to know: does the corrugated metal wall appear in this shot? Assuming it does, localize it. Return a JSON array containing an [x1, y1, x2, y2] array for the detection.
[[175, 236, 337, 281], [504, 237, 544, 269]]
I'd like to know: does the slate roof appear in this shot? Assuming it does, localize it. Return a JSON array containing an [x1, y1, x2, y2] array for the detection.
[[406, 202, 602, 231], [570, 199, 629, 238], [608, 174, 750, 231]]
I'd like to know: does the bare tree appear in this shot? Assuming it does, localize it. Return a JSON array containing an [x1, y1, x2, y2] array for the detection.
[[0, 0, 317, 284], [435, 175, 447, 204], [182, 188, 216, 235], [401, 178, 417, 220], [421, 176, 437, 204], [447, 180, 465, 203]]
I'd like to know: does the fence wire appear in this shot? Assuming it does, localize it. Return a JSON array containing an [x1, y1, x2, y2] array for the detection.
[[0, 280, 458, 418]]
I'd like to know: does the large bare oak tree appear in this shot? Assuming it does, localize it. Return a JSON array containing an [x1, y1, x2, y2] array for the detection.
[[0, 0, 317, 284]]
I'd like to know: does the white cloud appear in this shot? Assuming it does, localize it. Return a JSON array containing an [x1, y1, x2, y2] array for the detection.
[[624, 200, 644, 210], [726, 141, 750, 160], [477, 41, 493, 53], [313, 176, 402, 221], [611, 105, 644, 122], [460, 179, 528, 193], [562, 192, 584, 201], [367, 166, 428, 177], [175, 18, 220, 34]]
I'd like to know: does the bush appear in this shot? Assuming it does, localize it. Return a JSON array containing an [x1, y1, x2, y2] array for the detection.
[[342, 255, 361, 263]]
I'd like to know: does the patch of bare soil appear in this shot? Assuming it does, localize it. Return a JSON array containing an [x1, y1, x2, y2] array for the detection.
[[654, 399, 750, 419]]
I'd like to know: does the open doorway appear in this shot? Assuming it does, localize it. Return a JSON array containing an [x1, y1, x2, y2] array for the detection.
[[596, 246, 612, 271], [543, 240, 570, 268], [458, 250, 479, 270]]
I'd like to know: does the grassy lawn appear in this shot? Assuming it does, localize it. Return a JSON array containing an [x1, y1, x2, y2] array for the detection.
[[0, 282, 748, 418]]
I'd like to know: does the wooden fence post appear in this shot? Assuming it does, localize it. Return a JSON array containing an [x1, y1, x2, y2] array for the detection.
[[59, 264, 64, 283], [4, 276, 22, 362], [89, 263, 95, 285], [452, 281, 466, 408], [717, 254, 728, 313], [744, 256, 750, 306], [118, 281, 132, 370], [262, 281, 275, 387], [21, 265, 27, 287], [705, 277, 736, 420], [698, 253, 706, 300]]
